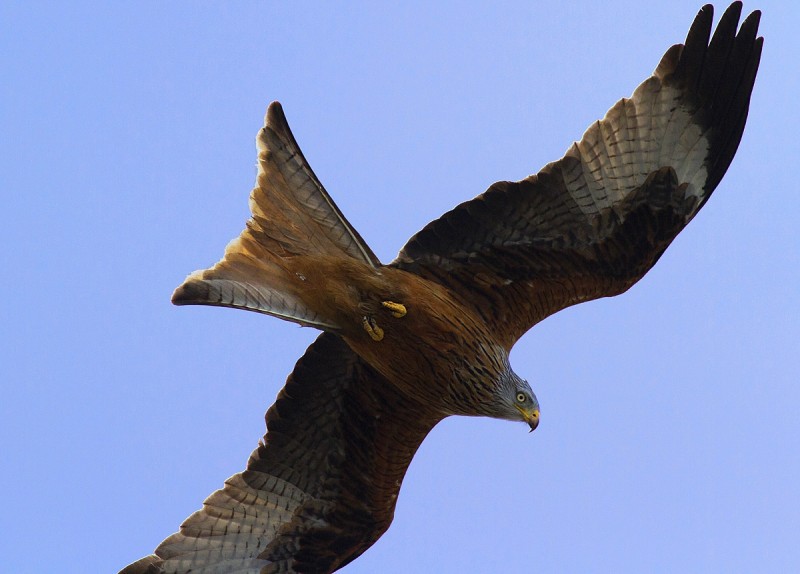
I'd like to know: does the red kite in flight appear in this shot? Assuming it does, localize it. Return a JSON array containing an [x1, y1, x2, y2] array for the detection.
[[122, 3, 762, 572]]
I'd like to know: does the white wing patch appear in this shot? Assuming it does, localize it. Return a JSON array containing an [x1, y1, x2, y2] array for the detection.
[[153, 472, 310, 573], [562, 77, 709, 218]]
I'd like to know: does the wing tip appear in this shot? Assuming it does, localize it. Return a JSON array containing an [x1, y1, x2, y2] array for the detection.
[[659, 2, 762, 85], [739, 6, 762, 41]]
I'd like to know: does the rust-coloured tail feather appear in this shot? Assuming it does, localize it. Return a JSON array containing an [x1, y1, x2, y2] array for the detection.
[[172, 102, 379, 330], [258, 103, 380, 268]]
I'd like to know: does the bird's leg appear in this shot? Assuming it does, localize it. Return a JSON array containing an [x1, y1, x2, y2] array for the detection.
[[360, 301, 404, 342], [381, 301, 407, 318], [362, 315, 384, 341]]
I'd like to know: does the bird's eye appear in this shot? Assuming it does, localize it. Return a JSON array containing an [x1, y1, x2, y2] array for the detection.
[[516, 392, 527, 403]]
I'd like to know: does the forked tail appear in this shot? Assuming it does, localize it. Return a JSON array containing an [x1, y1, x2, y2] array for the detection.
[[172, 102, 380, 330]]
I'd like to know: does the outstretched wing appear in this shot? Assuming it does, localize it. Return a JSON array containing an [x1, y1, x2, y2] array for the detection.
[[120, 333, 441, 574], [393, 2, 762, 350]]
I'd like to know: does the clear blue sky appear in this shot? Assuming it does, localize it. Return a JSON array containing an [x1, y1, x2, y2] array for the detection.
[[2, 2, 798, 572]]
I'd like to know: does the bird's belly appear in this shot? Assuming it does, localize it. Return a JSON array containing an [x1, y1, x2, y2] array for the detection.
[[340, 269, 503, 414]]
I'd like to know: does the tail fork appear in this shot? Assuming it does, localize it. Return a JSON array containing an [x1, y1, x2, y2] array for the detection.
[[172, 102, 380, 330]]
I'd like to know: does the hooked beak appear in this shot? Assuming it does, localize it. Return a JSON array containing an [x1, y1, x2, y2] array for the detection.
[[524, 408, 540, 433]]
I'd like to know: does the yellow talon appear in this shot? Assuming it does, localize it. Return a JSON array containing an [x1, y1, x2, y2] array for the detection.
[[382, 301, 407, 318], [362, 316, 384, 342]]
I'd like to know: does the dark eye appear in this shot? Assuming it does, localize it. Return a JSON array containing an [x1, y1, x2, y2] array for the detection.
[[516, 392, 527, 403]]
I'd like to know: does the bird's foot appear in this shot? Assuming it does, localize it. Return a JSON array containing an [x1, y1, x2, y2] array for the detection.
[[362, 316, 384, 341], [381, 301, 407, 318]]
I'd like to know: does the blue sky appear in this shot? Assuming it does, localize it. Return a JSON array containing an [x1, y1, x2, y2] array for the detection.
[[2, 1, 798, 572]]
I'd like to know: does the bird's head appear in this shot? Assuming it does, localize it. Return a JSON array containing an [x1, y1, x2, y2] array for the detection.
[[497, 370, 540, 432]]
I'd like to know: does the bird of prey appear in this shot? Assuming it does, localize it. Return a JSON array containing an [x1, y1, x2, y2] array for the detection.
[[122, 3, 762, 573]]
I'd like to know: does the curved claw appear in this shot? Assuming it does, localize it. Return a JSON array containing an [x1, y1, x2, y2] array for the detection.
[[382, 301, 407, 318], [362, 316, 384, 341]]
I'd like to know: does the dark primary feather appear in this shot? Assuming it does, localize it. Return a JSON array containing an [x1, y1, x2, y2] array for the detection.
[[394, 2, 762, 349]]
